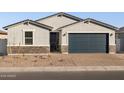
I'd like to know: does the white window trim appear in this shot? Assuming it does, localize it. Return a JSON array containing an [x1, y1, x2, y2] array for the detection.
[[23, 29, 35, 45]]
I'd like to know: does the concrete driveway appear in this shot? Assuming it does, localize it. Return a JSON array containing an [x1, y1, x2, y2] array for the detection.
[[0, 54, 124, 67]]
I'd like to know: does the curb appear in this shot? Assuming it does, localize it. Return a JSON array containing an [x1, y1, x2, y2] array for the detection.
[[0, 66, 124, 72]]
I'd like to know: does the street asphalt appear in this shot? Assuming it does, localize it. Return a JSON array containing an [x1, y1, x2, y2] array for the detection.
[[0, 71, 124, 80]]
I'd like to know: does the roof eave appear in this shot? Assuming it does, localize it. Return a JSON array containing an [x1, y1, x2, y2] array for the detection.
[[0, 30, 7, 35], [29, 20, 53, 30], [3, 19, 30, 30], [3, 19, 53, 31], [36, 12, 83, 22], [84, 18, 118, 31]]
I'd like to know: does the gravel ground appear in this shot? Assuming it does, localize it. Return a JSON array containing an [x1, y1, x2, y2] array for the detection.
[[0, 54, 124, 67]]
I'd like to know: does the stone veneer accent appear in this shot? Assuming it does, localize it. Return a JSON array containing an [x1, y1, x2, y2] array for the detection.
[[8, 45, 116, 54], [7, 46, 50, 54], [61, 45, 68, 53], [109, 45, 116, 54]]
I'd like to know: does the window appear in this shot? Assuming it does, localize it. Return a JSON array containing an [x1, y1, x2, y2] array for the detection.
[[25, 31, 33, 45]]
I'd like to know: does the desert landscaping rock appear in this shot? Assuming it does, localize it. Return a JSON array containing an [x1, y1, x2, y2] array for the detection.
[[0, 54, 124, 67]]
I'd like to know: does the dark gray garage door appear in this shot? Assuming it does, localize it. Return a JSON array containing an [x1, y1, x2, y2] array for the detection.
[[69, 33, 109, 53]]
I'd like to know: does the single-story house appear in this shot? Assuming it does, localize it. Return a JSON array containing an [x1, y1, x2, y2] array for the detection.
[[0, 30, 7, 55], [116, 27, 124, 53], [3, 12, 118, 54]]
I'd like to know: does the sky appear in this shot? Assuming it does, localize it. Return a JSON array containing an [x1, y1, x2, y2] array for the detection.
[[0, 12, 124, 29]]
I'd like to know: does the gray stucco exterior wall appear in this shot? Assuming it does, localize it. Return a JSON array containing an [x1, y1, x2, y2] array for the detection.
[[60, 22, 116, 54], [7, 23, 50, 54]]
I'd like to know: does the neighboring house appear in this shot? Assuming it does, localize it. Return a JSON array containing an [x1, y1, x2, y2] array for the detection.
[[116, 27, 124, 53], [0, 30, 7, 55], [3, 12, 118, 54]]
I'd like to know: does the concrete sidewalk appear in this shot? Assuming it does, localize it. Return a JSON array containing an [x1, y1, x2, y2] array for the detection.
[[0, 66, 124, 72]]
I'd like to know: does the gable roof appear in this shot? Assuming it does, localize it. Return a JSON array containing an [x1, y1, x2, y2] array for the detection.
[[3, 19, 53, 30], [0, 30, 7, 35], [56, 21, 80, 30], [116, 27, 124, 33], [84, 18, 118, 30], [57, 18, 118, 31], [119, 27, 124, 31], [36, 12, 83, 22]]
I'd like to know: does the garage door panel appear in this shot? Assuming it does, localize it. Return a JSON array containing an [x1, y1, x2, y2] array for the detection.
[[69, 33, 108, 53], [68, 49, 106, 53]]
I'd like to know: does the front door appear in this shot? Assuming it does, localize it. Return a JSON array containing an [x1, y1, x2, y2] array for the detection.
[[50, 32, 59, 52]]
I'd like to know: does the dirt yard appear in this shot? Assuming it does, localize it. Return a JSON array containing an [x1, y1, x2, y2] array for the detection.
[[0, 54, 124, 67]]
